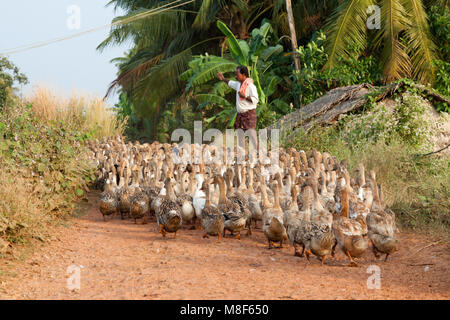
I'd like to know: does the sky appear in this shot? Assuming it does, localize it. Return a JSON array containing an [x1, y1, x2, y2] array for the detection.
[[0, 0, 130, 105]]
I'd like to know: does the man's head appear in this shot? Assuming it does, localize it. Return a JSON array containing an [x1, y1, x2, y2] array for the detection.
[[235, 65, 249, 82]]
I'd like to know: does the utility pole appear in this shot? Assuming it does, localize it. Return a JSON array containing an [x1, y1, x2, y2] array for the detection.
[[286, 0, 300, 71]]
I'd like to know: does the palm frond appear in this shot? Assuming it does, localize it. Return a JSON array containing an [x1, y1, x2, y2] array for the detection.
[[97, 8, 187, 52], [377, 0, 412, 82], [323, 0, 374, 70], [132, 49, 193, 117], [402, 0, 437, 83], [193, 0, 225, 28]]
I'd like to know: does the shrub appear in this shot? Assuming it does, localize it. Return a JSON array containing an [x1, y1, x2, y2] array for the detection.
[[0, 99, 99, 256]]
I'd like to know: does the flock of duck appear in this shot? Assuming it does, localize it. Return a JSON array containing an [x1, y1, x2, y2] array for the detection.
[[89, 136, 398, 267]]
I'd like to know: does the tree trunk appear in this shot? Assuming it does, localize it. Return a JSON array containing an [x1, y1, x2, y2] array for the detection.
[[286, 0, 300, 71]]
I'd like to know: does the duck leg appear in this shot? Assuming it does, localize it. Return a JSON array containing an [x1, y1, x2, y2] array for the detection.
[[142, 216, 148, 225], [217, 233, 222, 243], [268, 240, 273, 249], [321, 255, 326, 266], [246, 223, 252, 236], [384, 253, 390, 262], [331, 240, 338, 257], [305, 249, 312, 262], [372, 243, 381, 258], [189, 217, 197, 230], [234, 232, 241, 240], [173, 231, 177, 239], [346, 250, 358, 267], [159, 224, 166, 237], [102, 215, 106, 222]]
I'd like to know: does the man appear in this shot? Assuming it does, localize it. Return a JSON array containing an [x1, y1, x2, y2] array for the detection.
[[216, 66, 259, 159]]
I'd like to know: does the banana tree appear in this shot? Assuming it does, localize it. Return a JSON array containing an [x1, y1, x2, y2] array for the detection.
[[180, 20, 288, 129]]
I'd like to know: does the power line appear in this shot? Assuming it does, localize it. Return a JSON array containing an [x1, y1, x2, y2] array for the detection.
[[0, 0, 194, 56]]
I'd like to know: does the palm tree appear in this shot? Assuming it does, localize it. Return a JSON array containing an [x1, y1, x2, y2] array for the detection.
[[323, 0, 437, 84]]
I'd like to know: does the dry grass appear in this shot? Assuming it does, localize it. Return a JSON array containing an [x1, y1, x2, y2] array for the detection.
[[28, 86, 126, 138], [0, 170, 49, 256]]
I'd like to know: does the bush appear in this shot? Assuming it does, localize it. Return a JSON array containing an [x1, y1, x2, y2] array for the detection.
[[292, 32, 382, 106], [0, 90, 123, 256], [0, 57, 28, 109]]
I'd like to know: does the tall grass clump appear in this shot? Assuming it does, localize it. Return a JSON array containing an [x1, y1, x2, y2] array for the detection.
[[0, 98, 99, 257], [284, 93, 450, 238], [29, 86, 126, 139]]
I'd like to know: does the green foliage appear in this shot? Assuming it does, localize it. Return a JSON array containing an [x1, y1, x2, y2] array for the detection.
[[293, 32, 382, 105], [0, 57, 28, 109], [432, 59, 450, 112], [0, 102, 95, 253], [182, 20, 291, 130], [323, 0, 438, 84], [428, 4, 449, 62]]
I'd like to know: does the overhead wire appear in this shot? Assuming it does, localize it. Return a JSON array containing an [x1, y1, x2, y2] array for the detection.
[[0, 0, 195, 56]]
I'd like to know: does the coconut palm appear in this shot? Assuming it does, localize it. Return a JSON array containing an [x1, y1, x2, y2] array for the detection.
[[323, 0, 437, 84]]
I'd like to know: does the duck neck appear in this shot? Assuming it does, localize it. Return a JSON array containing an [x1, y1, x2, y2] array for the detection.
[[217, 176, 227, 204], [225, 174, 233, 196], [302, 187, 312, 222], [247, 167, 255, 194], [291, 186, 299, 210], [359, 165, 366, 187], [341, 187, 349, 218], [167, 180, 176, 201], [312, 179, 324, 211], [205, 185, 211, 207], [260, 180, 271, 208], [273, 184, 281, 210]]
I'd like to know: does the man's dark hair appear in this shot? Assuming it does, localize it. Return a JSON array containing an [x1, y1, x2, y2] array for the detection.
[[236, 65, 249, 77]]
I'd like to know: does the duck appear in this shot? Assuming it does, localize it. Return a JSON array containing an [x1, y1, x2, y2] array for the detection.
[[261, 180, 288, 249], [365, 173, 398, 261], [247, 164, 262, 229], [130, 186, 150, 224], [200, 179, 225, 242], [309, 175, 333, 228], [332, 184, 369, 267], [118, 165, 132, 220], [214, 174, 246, 240], [286, 185, 312, 257], [225, 167, 253, 236], [283, 184, 299, 228], [176, 171, 195, 226], [156, 177, 183, 238], [99, 176, 118, 221], [192, 172, 206, 229]]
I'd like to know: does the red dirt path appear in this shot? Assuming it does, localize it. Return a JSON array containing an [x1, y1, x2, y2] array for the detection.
[[1, 191, 449, 299]]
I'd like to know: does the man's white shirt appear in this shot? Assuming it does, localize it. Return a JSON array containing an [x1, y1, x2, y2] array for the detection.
[[228, 80, 259, 113]]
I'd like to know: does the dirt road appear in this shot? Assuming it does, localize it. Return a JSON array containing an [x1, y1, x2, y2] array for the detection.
[[1, 191, 449, 299]]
